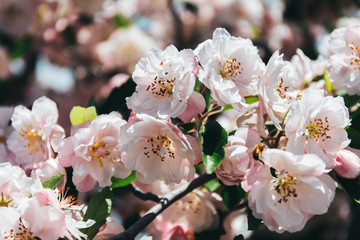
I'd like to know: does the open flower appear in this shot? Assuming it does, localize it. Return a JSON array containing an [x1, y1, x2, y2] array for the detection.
[[194, 27, 265, 112], [127, 45, 204, 121], [6, 96, 65, 171], [259, 51, 300, 129], [285, 88, 350, 168], [245, 149, 336, 233], [58, 112, 131, 192], [120, 114, 201, 184], [327, 25, 360, 95], [215, 126, 261, 185]]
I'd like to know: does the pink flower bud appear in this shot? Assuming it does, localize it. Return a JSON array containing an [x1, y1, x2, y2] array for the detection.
[[334, 150, 360, 179]]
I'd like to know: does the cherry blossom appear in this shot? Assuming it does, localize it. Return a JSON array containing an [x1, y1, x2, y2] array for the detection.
[[6, 96, 65, 171], [58, 112, 131, 192], [120, 114, 201, 184], [327, 25, 360, 95], [126, 45, 204, 121], [334, 149, 360, 179], [194, 27, 265, 112], [215, 126, 261, 185], [245, 149, 336, 233], [285, 88, 350, 168], [259, 50, 300, 129]]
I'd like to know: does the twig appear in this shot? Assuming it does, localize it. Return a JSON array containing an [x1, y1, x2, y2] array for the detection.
[[106, 173, 217, 240], [127, 185, 161, 203]]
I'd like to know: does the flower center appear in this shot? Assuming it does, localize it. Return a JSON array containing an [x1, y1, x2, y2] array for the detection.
[[349, 41, 360, 70], [147, 62, 176, 97], [89, 140, 118, 167], [18, 125, 43, 155], [272, 171, 297, 204], [219, 58, 243, 78], [276, 77, 292, 100], [305, 117, 331, 142], [143, 135, 175, 162], [3, 218, 33, 240], [56, 187, 80, 211], [0, 192, 12, 207], [174, 192, 202, 214]]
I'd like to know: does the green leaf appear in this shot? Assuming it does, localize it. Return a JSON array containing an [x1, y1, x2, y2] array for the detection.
[[81, 187, 114, 239], [234, 235, 244, 240], [336, 175, 360, 203], [110, 171, 137, 188], [247, 207, 263, 230], [222, 104, 233, 110], [202, 120, 228, 174], [204, 88, 214, 111], [340, 93, 360, 108], [270, 167, 278, 178], [204, 178, 221, 192], [347, 127, 360, 150], [245, 96, 260, 104], [11, 36, 32, 60], [323, 69, 336, 93], [113, 14, 131, 28], [222, 185, 246, 209], [42, 174, 65, 189], [69, 106, 97, 125]]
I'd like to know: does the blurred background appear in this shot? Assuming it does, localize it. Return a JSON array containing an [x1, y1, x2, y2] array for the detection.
[[1, 0, 360, 239]]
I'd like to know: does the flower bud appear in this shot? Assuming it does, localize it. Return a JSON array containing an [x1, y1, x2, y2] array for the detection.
[[334, 150, 360, 179]]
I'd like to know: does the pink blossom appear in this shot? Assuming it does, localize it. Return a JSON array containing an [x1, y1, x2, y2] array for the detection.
[[58, 112, 131, 192], [31, 157, 67, 189], [127, 45, 204, 121], [285, 88, 350, 168], [19, 188, 94, 240], [221, 209, 252, 240], [327, 26, 360, 95], [194, 28, 265, 112], [6, 96, 65, 171], [245, 149, 336, 233], [334, 149, 360, 179], [120, 114, 201, 184], [215, 126, 261, 185], [259, 51, 300, 129], [93, 217, 124, 240]]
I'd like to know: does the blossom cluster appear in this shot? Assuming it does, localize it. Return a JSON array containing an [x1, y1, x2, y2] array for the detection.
[[1, 16, 360, 240]]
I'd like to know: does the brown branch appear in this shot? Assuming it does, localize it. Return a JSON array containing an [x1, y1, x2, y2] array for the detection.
[[106, 173, 217, 240]]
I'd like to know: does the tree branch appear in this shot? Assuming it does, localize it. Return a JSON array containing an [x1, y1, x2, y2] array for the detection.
[[107, 173, 217, 240]]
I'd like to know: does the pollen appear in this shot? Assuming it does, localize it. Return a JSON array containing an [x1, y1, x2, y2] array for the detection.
[[305, 117, 331, 142], [143, 135, 175, 162], [219, 58, 244, 78], [276, 77, 292, 100], [89, 140, 118, 167], [349, 41, 360, 71], [272, 171, 298, 204], [146, 76, 176, 97], [3, 218, 32, 239], [18, 124, 43, 154], [57, 187, 80, 210]]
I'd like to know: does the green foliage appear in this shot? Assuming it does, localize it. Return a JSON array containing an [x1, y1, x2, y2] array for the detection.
[[245, 96, 260, 104], [204, 179, 221, 192], [81, 187, 114, 239], [69, 106, 97, 125], [11, 36, 32, 59], [110, 171, 137, 188], [202, 120, 228, 174], [340, 93, 360, 108], [204, 88, 214, 111], [42, 174, 65, 189], [113, 14, 131, 28], [222, 185, 246, 209], [247, 207, 263, 230]]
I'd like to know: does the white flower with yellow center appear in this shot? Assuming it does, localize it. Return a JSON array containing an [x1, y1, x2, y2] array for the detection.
[[6, 97, 65, 171], [194, 27, 265, 112], [285, 88, 350, 168], [58, 112, 131, 192], [328, 25, 360, 95], [127, 45, 203, 120], [120, 114, 201, 184], [245, 149, 336, 233]]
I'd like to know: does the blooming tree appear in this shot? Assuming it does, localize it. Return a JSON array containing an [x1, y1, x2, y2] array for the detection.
[[1, 1, 360, 240]]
